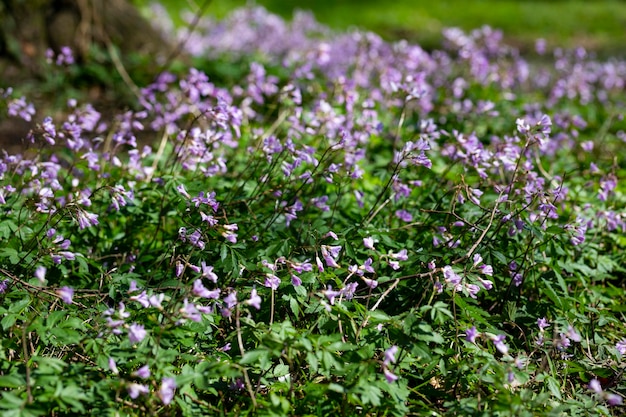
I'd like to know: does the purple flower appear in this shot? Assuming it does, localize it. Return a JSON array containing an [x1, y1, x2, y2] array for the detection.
[[477, 277, 493, 290], [363, 237, 375, 250], [606, 393, 623, 406], [245, 288, 261, 310], [0, 279, 8, 294], [323, 285, 341, 305], [362, 276, 378, 289], [616, 339, 626, 355], [76, 210, 99, 229], [383, 368, 398, 383], [291, 274, 302, 287], [390, 249, 408, 261], [443, 266, 461, 286], [395, 209, 413, 222], [34, 266, 46, 283], [465, 326, 478, 343], [193, 280, 220, 299], [108, 357, 119, 375], [492, 334, 509, 355], [128, 323, 147, 343], [181, 299, 202, 322], [128, 383, 149, 399], [479, 264, 493, 276], [130, 291, 150, 308], [200, 262, 218, 282], [159, 377, 177, 405], [384, 345, 398, 365], [567, 325, 582, 343], [537, 317, 550, 331], [359, 258, 375, 274], [589, 378, 603, 394], [321, 245, 342, 268], [57, 286, 74, 304], [133, 365, 151, 379], [224, 292, 238, 309], [149, 293, 165, 309], [175, 261, 184, 277], [264, 274, 281, 290]]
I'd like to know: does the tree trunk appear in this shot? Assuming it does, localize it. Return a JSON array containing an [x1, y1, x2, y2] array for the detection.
[[0, 0, 174, 153], [0, 0, 172, 79]]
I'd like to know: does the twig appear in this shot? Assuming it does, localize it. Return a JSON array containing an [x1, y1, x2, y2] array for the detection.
[[235, 305, 258, 408]]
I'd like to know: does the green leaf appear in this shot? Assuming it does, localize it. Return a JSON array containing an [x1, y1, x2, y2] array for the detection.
[[0, 375, 25, 388], [545, 376, 562, 400]]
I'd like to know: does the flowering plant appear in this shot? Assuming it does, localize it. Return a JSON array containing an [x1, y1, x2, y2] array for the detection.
[[0, 6, 625, 416]]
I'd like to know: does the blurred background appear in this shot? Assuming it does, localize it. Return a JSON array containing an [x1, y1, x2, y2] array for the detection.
[[136, 0, 626, 57]]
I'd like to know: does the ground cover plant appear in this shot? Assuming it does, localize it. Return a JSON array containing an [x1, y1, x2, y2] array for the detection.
[[1, 4, 626, 416]]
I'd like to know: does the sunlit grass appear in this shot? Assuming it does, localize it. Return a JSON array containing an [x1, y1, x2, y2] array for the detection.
[[137, 0, 626, 56]]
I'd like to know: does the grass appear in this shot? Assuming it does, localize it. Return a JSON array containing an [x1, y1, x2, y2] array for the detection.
[[136, 0, 626, 57]]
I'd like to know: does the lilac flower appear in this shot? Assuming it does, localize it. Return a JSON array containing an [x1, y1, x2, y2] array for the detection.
[[359, 258, 375, 274], [325, 231, 339, 240], [581, 140, 594, 152], [363, 236, 375, 250], [537, 317, 550, 331], [108, 357, 119, 375], [75, 210, 99, 229], [492, 334, 509, 355], [245, 288, 261, 310], [466, 283, 480, 298], [536, 114, 552, 135], [442, 266, 461, 286], [606, 393, 623, 406], [200, 262, 218, 282], [323, 285, 341, 305], [291, 274, 302, 287], [264, 274, 281, 290], [320, 245, 341, 268], [479, 264, 493, 276], [7, 96, 35, 121], [34, 266, 46, 283], [383, 368, 398, 383], [224, 292, 238, 309], [175, 261, 184, 277], [193, 280, 220, 299], [187, 229, 206, 250], [149, 293, 165, 309], [362, 276, 378, 289], [130, 291, 150, 308], [315, 256, 324, 272], [384, 345, 398, 365], [473, 254, 483, 266], [390, 249, 408, 261], [176, 184, 191, 199], [395, 209, 413, 222], [128, 323, 147, 343], [516, 118, 530, 135], [567, 325, 582, 343], [342, 282, 358, 300], [0, 279, 8, 294], [465, 326, 479, 343], [616, 339, 626, 355], [181, 299, 202, 321], [557, 333, 571, 350], [57, 286, 74, 304], [133, 365, 151, 379], [128, 383, 150, 399], [589, 379, 603, 394], [477, 277, 493, 290], [159, 377, 177, 405]]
